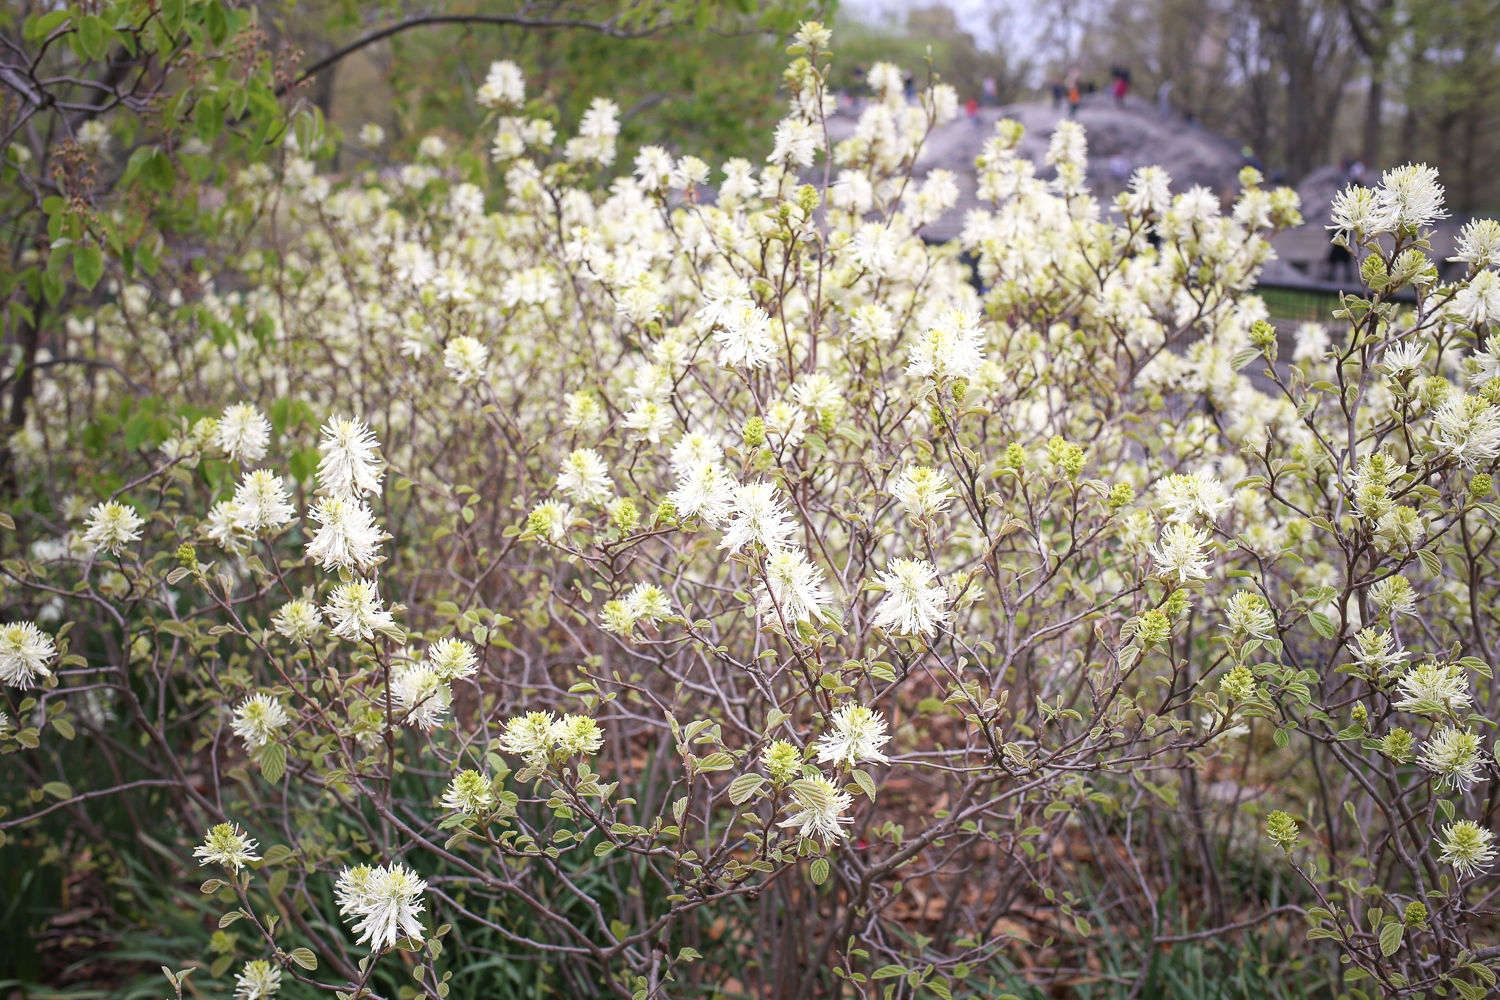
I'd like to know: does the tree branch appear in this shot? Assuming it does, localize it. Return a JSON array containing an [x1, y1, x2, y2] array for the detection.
[[284, 12, 674, 94]]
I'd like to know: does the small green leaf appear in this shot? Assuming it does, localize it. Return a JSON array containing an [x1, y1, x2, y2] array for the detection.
[[260, 743, 286, 783], [810, 858, 829, 885], [1307, 611, 1336, 639], [727, 773, 764, 805], [42, 781, 73, 800], [289, 948, 318, 970], [74, 245, 103, 290], [1379, 920, 1403, 956]]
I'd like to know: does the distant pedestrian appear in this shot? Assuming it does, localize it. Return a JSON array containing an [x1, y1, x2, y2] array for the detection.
[[1066, 68, 1081, 118], [1111, 67, 1129, 108], [1326, 240, 1355, 283], [1109, 150, 1132, 183], [1157, 80, 1174, 118], [982, 75, 998, 106], [965, 96, 979, 123], [1051, 77, 1065, 109]]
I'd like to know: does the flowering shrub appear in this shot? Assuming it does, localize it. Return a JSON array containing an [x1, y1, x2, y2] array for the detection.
[[9, 21, 1500, 1000]]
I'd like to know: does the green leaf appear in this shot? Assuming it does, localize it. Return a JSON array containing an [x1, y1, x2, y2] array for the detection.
[[78, 15, 108, 60], [51, 717, 75, 740], [218, 910, 244, 928], [42, 781, 73, 800], [204, 0, 229, 45], [162, 0, 185, 35], [289, 948, 318, 970], [74, 245, 104, 291], [810, 857, 829, 885], [872, 966, 907, 980], [1273, 727, 1290, 749], [850, 768, 877, 799], [695, 752, 734, 771], [260, 743, 287, 783], [1307, 611, 1337, 639], [1417, 548, 1442, 577], [1379, 920, 1403, 956], [727, 773, 764, 805]]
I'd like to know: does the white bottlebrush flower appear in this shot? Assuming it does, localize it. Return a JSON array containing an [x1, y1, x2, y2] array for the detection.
[[668, 463, 737, 525], [525, 500, 574, 542], [1150, 523, 1212, 583], [563, 391, 605, 432], [498, 711, 558, 763], [1222, 591, 1275, 641], [1377, 163, 1447, 232], [554, 714, 605, 756], [444, 336, 489, 385], [305, 496, 384, 570], [893, 466, 954, 520], [1395, 663, 1472, 716], [1292, 323, 1331, 363], [1154, 471, 1230, 524], [323, 581, 403, 642], [906, 309, 985, 383], [720, 482, 798, 553], [232, 693, 290, 753], [427, 637, 478, 680], [271, 599, 324, 642], [1419, 727, 1487, 791], [634, 145, 674, 191], [669, 433, 724, 473], [625, 582, 671, 623], [475, 59, 525, 107], [1351, 628, 1410, 675], [815, 704, 891, 769], [1328, 184, 1393, 237], [757, 547, 832, 627], [234, 960, 281, 1000], [317, 416, 383, 500], [871, 559, 951, 636], [714, 303, 777, 370], [1452, 218, 1500, 271], [83, 500, 144, 555], [441, 770, 495, 815], [217, 403, 271, 464], [1371, 576, 1417, 617], [0, 621, 56, 688], [557, 448, 614, 505], [779, 775, 853, 844], [1433, 394, 1500, 468], [769, 117, 818, 167], [849, 222, 902, 277], [201, 500, 247, 555], [194, 823, 261, 871], [338, 862, 427, 950], [622, 400, 673, 443], [392, 663, 451, 731], [1438, 820, 1498, 878], [1381, 340, 1428, 381], [232, 469, 296, 533]]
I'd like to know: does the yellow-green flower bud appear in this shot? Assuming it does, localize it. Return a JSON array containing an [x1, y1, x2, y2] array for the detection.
[[1266, 810, 1298, 854], [1379, 727, 1414, 762], [743, 416, 766, 447]]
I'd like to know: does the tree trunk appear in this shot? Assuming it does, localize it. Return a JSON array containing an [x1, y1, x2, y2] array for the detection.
[[1362, 65, 1382, 168]]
